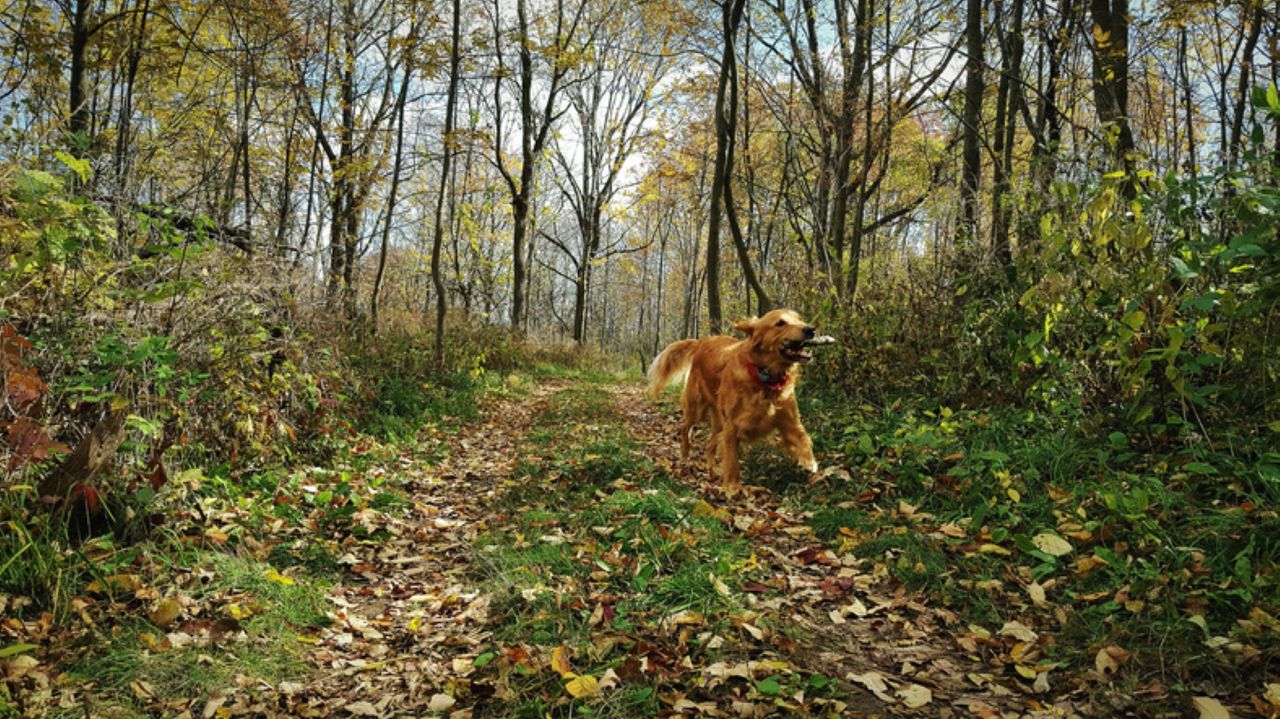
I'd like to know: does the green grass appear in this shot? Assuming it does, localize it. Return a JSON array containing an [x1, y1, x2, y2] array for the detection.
[[786, 385, 1280, 706], [49, 552, 328, 718], [467, 385, 770, 718]]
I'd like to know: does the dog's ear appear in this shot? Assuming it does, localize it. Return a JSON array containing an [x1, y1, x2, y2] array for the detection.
[[732, 316, 759, 335]]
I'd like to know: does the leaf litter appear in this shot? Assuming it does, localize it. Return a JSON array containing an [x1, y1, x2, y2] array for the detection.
[[613, 384, 1092, 718], [11, 378, 1269, 718]]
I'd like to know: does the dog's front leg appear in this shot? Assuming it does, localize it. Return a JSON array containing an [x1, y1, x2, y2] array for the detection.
[[719, 430, 743, 494], [780, 422, 819, 474]]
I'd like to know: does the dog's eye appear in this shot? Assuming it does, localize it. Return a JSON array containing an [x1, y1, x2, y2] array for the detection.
[[775, 320, 786, 327]]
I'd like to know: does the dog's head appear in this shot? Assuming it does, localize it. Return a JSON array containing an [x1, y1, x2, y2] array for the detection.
[[734, 309, 819, 372]]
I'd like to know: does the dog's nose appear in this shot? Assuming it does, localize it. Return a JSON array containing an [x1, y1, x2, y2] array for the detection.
[[803, 325, 816, 338]]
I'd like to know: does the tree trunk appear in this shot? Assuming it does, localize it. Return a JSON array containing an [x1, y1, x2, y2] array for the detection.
[[1178, 25, 1197, 178], [958, 0, 984, 247], [721, 32, 769, 315], [829, 0, 868, 296], [845, 0, 874, 299], [68, 0, 92, 146], [330, 0, 358, 316], [706, 0, 747, 333], [572, 256, 590, 343], [432, 0, 462, 365], [1089, 0, 1134, 184], [371, 29, 414, 334], [991, 0, 1022, 269], [1228, 2, 1264, 168]]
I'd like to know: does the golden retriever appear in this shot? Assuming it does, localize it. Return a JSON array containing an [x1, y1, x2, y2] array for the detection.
[[647, 308, 831, 494]]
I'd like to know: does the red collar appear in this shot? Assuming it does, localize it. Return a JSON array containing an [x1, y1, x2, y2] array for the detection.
[[744, 359, 789, 392]]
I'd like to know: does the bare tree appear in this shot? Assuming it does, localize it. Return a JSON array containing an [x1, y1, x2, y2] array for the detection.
[[487, 0, 589, 331]]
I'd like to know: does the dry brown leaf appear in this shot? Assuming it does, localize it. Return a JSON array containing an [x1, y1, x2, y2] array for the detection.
[[1192, 697, 1231, 719], [1027, 582, 1047, 606], [997, 621, 1038, 643], [1031, 533, 1073, 557], [847, 671, 895, 703], [1095, 645, 1130, 674], [427, 694, 456, 712], [898, 684, 932, 708]]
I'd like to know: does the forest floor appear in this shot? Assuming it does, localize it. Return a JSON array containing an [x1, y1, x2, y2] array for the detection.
[[17, 371, 1268, 718]]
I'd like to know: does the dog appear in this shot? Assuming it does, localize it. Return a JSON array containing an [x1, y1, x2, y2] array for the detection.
[[646, 308, 832, 494]]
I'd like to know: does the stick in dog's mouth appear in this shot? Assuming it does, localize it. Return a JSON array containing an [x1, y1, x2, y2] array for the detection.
[[782, 335, 836, 362]]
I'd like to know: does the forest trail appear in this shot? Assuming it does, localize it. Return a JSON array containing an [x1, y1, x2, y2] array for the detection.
[[251, 383, 560, 717], [611, 384, 1052, 718], [259, 378, 1077, 718]]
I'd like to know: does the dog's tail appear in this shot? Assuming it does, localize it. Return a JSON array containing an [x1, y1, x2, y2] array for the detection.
[[647, 339, 698, 398]]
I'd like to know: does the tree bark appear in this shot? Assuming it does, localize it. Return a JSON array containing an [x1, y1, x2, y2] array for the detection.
[[432, 0, 462, 365], [67, 0, 92, 145], [1089, 0, 1134, 185], [991, 0, 1023, 269], [721, 17, 769, 315], [1228, 1, 1264, 168], [1178, 25, 1197, 178], [371, 24, 415, 334], [958, 0, 984, 247], [706, 0, 747, 334]]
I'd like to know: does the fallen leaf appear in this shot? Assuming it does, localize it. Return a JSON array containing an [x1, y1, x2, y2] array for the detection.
[[597, 668, 620, 691], [551, 645, 572, 677], [86, 574, 143, 595], [1095, 645, 1130, 674], [711, 574, 731, 596], [1032, 533, 1073, 557], [203, 692, 229, 719], [149, 598, 182, 629], [4, 654, 38, 679], [264, 570, 294, 586], [847, 671, 895, 703], [1075, 555, 1109, 575], [564, 673, 599, 698], [345, 700, 379, 717], [997, 621, 1038, 643], [755, 676, 782, 695], [898, 684, 932, 708], [1192, 697, 1231, 719], [428, 693, 456, 712]]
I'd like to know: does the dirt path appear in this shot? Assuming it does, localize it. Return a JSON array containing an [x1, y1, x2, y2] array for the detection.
[[610, 383, 1079, 719], [262, 384, 561, 717], [242, 378, 1084, 718]]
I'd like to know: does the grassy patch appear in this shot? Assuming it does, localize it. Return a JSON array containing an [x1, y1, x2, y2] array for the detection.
[[49, 551, 328, 718], [788, 387, 1280, 705], [466, 385, 805, 717]]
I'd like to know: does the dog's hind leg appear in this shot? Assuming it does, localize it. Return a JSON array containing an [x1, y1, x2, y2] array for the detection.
[[703, 428, 718, 479], [702, 413, 723, 479], [679, 388, 698, 461], [679, 417, 694, 461]]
